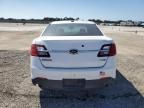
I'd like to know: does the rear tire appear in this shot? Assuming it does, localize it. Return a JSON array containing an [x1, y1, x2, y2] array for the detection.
[[38, 84, 44, 89]]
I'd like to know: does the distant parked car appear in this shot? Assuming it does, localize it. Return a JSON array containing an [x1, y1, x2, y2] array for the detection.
[[140, 23, 144, 28], [30, 21, 117, 90]]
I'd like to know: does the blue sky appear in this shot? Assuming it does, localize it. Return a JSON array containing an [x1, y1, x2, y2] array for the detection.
[[0, 0, 144, 21]]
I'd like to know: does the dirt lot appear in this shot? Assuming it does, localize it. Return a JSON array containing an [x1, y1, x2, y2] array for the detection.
[[0, 23, 144, 108]]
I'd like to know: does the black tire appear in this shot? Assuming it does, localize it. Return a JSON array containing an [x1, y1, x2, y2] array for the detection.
[[38, 84, 44, 89]]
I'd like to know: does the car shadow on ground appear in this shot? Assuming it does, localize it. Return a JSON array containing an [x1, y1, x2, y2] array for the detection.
[[39, 70, 144, 108]]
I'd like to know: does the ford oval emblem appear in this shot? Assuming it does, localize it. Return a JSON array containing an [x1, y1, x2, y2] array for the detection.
[[69, 49, 78, 55]]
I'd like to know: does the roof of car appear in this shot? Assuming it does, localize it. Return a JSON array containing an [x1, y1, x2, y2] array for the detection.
[[51, 20, 95, 24]]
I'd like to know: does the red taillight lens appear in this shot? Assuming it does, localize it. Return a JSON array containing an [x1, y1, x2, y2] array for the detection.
[[97, 43, 116, 57], [109, 43, 116, 56], [31, 44, 38, 56], [30, 44, 50, 57]]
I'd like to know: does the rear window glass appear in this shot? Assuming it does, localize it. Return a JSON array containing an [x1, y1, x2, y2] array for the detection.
[[42, 24, 103, 36]]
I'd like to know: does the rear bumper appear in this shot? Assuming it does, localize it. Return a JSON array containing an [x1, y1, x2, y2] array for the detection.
[[31, 56, 116, 90], [31, 56, 116, 80], [31, 67, 116, 80], [32, 78, 114, 90]]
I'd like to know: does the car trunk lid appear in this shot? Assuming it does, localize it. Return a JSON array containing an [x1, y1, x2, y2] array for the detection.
[[36, 36, 113, 68]]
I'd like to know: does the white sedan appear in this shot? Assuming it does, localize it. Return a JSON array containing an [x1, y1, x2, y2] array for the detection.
[[30, 21, 116, 90]]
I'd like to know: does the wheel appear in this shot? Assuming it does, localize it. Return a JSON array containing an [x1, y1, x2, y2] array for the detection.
[[38, 84, 44, 89]]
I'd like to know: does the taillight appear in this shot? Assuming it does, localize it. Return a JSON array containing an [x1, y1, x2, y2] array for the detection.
[[30, 44, 50, 57], [97, 43, 116, 57]]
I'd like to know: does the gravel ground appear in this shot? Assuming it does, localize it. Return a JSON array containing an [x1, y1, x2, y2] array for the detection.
[[0, 24, 144, 108]]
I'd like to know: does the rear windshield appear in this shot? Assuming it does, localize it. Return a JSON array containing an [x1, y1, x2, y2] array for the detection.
[[42, 24, 103, 36]]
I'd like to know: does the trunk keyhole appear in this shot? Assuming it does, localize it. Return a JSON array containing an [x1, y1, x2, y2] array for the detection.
[[81, 45, 84, 47]]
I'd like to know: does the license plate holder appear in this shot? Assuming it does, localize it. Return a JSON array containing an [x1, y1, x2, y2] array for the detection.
[[63, 79, 85, 88]]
